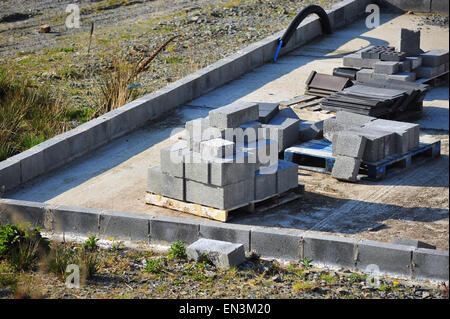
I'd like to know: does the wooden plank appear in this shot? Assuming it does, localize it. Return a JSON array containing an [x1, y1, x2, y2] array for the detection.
[[294, 98, 324, 109], [255, 192, 302, 214], [145, 193, 229, 222], [279, 95, 318, 107]]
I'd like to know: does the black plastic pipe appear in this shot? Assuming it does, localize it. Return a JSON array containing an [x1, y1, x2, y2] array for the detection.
[[274, 5, 332, 62]]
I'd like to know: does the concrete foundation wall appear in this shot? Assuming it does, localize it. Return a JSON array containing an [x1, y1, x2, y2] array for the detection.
[[0, 198, 447, 282], [0, 0, 372, 192], [376, 0, 449, 13]]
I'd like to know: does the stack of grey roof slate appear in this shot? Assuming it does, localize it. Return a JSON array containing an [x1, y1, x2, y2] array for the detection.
[[343, 29, 449, 83], [147, 101, 300, 210], [324, 111, 420, 182], [321, 79, 429, 118]]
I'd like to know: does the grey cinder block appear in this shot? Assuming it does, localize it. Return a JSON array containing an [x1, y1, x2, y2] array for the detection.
[[276, 160, 298, 194], [200, 138, 235, 159], [105, 107, 130, 140], [209, 153, 256, 187], [38, 136, 70, 173], [199, 221, 251, 251], [255, 169, 277, 201], [299, 120, 323, 142], [392, 237, 436, 250], [209, 101, 259, 129], [51, 205, 101, 236], [356, 240, 414, 277], [160, 141, 188, 178], [415, 64, 446, 78], [356, 68, 374, 82], [406, 56, 422, 70], [335, 111, 376, 126], [150, 215, 199, 245], [331, 155, 361, 182], [412, 248, 449, 281], [0, 199, 46, 228], [303, 233, 357, 269], [184, 152, 209, 184], [323, 118, 359, 142], [78, 116, 111, 150], [185, 178, 254, 210], [374, 61, 400, 75], [240, 139, 278, 168], [364, 119, 414, 154], [420, 50, 449, 67], [60, 127, 91, 162], [400, 28, 421, 57], [372, 73, 390, 81], [343, 53, 379, 68], [187, 238, 246, 269], [390, 72, 416, 82], [250, 227, 304, 260], [257, 102, 279, 124], [332, 132, 367, 159], [398, 59, 412, 72], [12, 147, 45, 184], [147, 166, 185, 201], [99, 210, 150, 242], [345, 127, 395, 162], [237, 121, 261, 144], [0, 158, 20, 192], [261, 115, 300, 152]]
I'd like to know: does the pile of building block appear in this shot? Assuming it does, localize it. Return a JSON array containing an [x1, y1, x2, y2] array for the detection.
[[147, 101, 300, 210], [324, 111, 420, 182], [344, 28, 449, 83]]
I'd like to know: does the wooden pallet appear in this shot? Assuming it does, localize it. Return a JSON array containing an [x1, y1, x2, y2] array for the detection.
[[284, 139, 441, 181], [145, 184, 305, 222]]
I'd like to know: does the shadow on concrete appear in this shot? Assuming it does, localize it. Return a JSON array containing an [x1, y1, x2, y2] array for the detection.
[[4, 106, 211, 202], [230, 190, 448, 235], [188, 13, 400, 108]]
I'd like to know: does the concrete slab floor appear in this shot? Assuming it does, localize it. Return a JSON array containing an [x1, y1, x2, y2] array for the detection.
[[4, 13, 449, 249]]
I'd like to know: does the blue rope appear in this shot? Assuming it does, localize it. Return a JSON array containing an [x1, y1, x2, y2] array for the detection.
[[273, 40, 283, 63]]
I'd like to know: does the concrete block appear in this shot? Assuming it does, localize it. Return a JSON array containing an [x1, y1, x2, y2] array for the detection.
[[276, 160, 298, 194], [187, 238, 246, 269], [240, 139, 278, 168], [420, 50, 449, 67], [199, 221, 251, 251], [200, 138, 235, 159], [415, 64, 446, 78], [209, 153, 256, 187], [332, 132, 367, 159], [77, 116, 111, 150], [372, 73, 390, 81], [255, 169, 277, 201], [398, 59, 412, 72], [99, 210, 150, 242], [374, 61, 400, 74], [332, 155, 360, 182], [261, 115, 300, 152], [299, 120, 324, 142], [363, 119, 413, 154], [160, 141, 189, 178], [356, 240, 414, 277], [228, 50, 252, 79], [278, 107, 299, 120], [400, 28, 421, 57], [184, 152, 209, 184], [147, 166, 185, 201], [323, 118, 359, 142], [51, 205, 101, 236], [38, 136, 70, 172], [328, 2, 346, 29], [104, 107, 130, 140], [392, 237, 436, 249], [343, 0, 360, 24], [302, 16, 322, 43], [59, 127, 91, 162], [250, 227, 304, 260], [412, 248, 449, 281], [335, 111, 376, 126], [380, 51, 407, 62], [185, 117, 210, 140], [343, 53, 378, 68], [356, 68, 374, 82], [209, 101, 259, 129], [0, 199, 46, 228], [150, 215, 199, 245], [185, 178, 254, 210], [303, 233, 357, 268], [390, 72, 416, 82], [241, 42, 264, 70], [257, 102, 279, 124], [406, 56, 422, 69], [0, 158, 20, 192], [8, 147, 44, 185], [345, 127, 395, 161]]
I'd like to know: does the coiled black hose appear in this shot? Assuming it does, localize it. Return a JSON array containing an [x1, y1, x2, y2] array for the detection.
[[274, 5, 332, 62]]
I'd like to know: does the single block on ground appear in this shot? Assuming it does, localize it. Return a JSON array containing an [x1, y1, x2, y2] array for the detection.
[[187, 238, 246, 269], [331, 155, 360, 182]]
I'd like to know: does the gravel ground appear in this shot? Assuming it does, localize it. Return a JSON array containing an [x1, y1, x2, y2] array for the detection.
[[0, 242, 448, 299], [0, 0, 338, 113]]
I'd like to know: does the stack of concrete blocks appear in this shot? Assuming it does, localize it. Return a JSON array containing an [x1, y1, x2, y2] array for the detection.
[[148, 101, 299, 210], [324, 111, 420, 182], [348, 28, 449, 83]]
